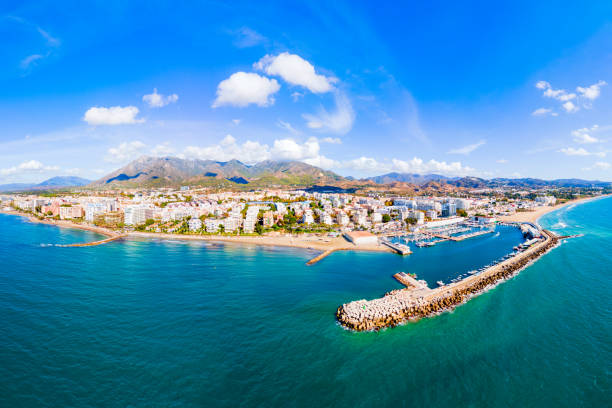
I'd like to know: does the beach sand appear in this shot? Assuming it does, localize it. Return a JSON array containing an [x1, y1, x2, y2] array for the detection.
[[498, 195, 608, 225]]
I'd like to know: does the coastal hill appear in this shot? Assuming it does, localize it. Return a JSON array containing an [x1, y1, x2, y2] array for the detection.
[[90, 157, 612, 190], [0, 176, 91, 192], [369, 172, 612, 189], [92, 156, 344, 187]]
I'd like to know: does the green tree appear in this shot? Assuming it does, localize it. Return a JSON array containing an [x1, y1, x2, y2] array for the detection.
[[456, 209, 468, 217], [405, 217, 417, 225], [382, 214, 391, 223]]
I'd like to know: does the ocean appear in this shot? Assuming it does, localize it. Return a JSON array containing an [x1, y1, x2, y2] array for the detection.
[[0, 198, 610, 407]]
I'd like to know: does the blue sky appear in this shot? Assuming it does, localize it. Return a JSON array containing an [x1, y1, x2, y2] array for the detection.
[[2, 0, 612, 183]]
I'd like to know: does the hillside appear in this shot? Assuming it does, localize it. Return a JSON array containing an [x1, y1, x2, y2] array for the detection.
[[93, 156, 344, 187]]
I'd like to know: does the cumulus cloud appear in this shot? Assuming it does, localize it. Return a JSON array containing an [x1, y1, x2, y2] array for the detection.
[[448, 140, 486, 155], [577, 80, 607, 100], [183, 135, 337, 169], [106, 141, 147, 162], [572, 125, 600, 144], [340, 156, 476, 177], [558, 147, 605, 157], [583, 161, 611, 171], [535, 80, 607, 113], [151, 142, 175, 156], [143, 88, 178, 108], [562, 101, 578, 113], [184, 135, 271, 163], [302, 91, 355, 135], [254, 52, 336, 93], [83, 106, 144, 125], [0, 160, 59, 176], [212, 72, 280, 108]]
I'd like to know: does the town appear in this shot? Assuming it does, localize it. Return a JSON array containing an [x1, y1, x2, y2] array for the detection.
[[1, 186, 564, 240]]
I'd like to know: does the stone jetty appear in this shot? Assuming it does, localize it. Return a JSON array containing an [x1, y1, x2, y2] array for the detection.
[[336, 229, 560, 331]]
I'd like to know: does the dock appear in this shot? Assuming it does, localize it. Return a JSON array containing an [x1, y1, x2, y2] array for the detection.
[[393, 272, 430, 291], [382, 240, 412, 255], [57, 234, 126, 247]]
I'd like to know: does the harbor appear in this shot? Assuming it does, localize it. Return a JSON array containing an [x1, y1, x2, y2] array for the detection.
[[336, 225, 562, 331]]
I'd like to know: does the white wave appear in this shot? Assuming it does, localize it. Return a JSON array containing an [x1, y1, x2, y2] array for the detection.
[[552, 222, 567, 229]]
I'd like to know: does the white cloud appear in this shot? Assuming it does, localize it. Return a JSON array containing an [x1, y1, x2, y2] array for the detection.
[[232, 27, 267, 48], [0, 160, 59, 176], [577, 80, 607, 100], [531, 107, 556, 117], [559, 147, 605, 157], [536, 80, 607, 113], [182, 135, 337, 169], [231, 119, 241, 125], [276, 120, 301, 135], [254, 52, 336, 93], [321, 137, 341, 144], [291, 92, 304, 102], [448, 140, 486, 155], [212, 72, 280, 108], [562, 101, 578, 113], [142, 88, 179, 108], [151, 142, 175, 156], [302, 91, 355, 135], [106, 141, 147, 163], [572, 126, 600, 144], [84, 106, 144, 125], [184, 135, 271, 164], [20, 54, 44, 69], [340, 156, 476, 177], [583, 161, 611, 171], [497, 159, 508, 164]]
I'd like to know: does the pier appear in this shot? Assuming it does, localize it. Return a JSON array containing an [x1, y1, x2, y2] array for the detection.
[[382, 240, 412, 255], [306, 249, 336, 265], [57, 234, 126, 247], [336, 229, 561, 331]]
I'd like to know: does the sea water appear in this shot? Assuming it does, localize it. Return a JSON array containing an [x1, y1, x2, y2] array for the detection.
[[0, 199, 609, 407]]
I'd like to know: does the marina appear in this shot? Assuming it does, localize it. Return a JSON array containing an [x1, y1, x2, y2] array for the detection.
[[336, 225, 562, 331]]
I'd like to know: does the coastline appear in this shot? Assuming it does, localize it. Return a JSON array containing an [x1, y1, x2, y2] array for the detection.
[[0, 208, 392, 254], [499, 194, 611, 226]]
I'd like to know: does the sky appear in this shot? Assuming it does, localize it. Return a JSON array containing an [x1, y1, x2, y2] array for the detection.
[[2, 0, 612, 183]]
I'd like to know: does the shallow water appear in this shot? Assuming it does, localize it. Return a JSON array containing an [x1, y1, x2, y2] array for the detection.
[[0, 199, 610, 407]]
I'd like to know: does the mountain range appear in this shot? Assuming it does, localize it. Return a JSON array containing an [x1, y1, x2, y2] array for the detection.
[[2, 157, 610, 193], [92, 156, 343, 187], [0, 176, 92, 193]]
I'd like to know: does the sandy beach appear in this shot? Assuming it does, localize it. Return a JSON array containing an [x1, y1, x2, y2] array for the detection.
[[498, 194, 610, 225]]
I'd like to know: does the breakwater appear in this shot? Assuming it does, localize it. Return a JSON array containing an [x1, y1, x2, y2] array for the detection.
[[336, 229, 560, 331]]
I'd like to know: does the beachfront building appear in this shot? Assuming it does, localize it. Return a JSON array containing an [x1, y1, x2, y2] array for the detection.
[[302, 210, 314, 225], [535, 196, 557, 206], [442, 201, 457, 217], [205, 219, 223, 233], [343, 231, 378, 246], [336, 212, 349, 226], [59, 205, 84, 220], [188, 218, 202, 231], [320, 212, 333, 225]]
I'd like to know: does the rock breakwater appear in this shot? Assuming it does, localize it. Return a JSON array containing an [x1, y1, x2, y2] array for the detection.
[[336, 230, 559, 331]]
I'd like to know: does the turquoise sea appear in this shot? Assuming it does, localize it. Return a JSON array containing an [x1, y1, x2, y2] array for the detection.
[[0, 198, 610, 407]]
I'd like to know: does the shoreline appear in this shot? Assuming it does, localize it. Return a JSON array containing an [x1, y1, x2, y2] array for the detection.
[[336, 195, 610, 331], [0, 209, 392, 255], [499, 194, 611, 226]]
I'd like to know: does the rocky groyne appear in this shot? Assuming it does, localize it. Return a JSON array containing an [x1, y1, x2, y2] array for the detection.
[[336, 230, 559, 331]]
